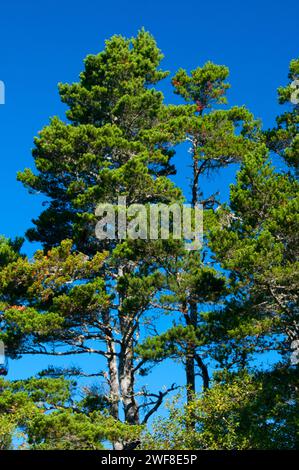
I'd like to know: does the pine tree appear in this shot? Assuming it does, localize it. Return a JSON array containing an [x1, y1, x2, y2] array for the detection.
[[140, 58, 299, 446], [1, 31, 297, 451], [207, 61, 299, 369], [1, 30, 185, 449], [137, 62, 260, 403]]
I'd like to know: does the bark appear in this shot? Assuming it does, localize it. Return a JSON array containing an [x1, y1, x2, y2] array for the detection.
[[185, 300, 197, 404], [102, 305, 122, 449], [119, 327, 139, 425], [195, 353, 210, 390], [109, 342, 123, 451], [117, 265, 139, 449], [107, 338, 120, 420]]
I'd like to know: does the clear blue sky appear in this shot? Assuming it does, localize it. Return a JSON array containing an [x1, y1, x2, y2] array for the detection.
[[0, 0, 298, 398]]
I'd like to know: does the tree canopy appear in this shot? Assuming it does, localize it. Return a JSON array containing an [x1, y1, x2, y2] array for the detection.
[[0, 30, 298, 450]]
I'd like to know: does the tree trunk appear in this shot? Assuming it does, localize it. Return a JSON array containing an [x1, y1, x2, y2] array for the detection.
[[119, 333, 139, 425], [185, 300, 197, 404], [117, 265, 139, 449], [195, 353, 209, 390], [102, 304, 122, 449], [108, 343, 123, 450], [184, 139, 209, 402], [107, 339, 120, 420]]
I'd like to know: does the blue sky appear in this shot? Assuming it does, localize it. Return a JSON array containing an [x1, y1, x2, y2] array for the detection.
[[0, 0, 298, 406]]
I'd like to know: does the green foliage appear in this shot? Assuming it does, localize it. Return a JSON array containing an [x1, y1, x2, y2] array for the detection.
[[172, 62, 230, 109], [137, 58, 260, 396], [0, 32, 297, 450], [17, 30, 180, 251], [0, 236, 24, 267], [266, 58, 299, 171], [0, 377, 140, 450], [141, 368, 299, 450], [207, 144, 299, 367]]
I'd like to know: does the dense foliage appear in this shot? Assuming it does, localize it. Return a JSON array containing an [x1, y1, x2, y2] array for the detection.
[[0, 31, 298, 450]]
